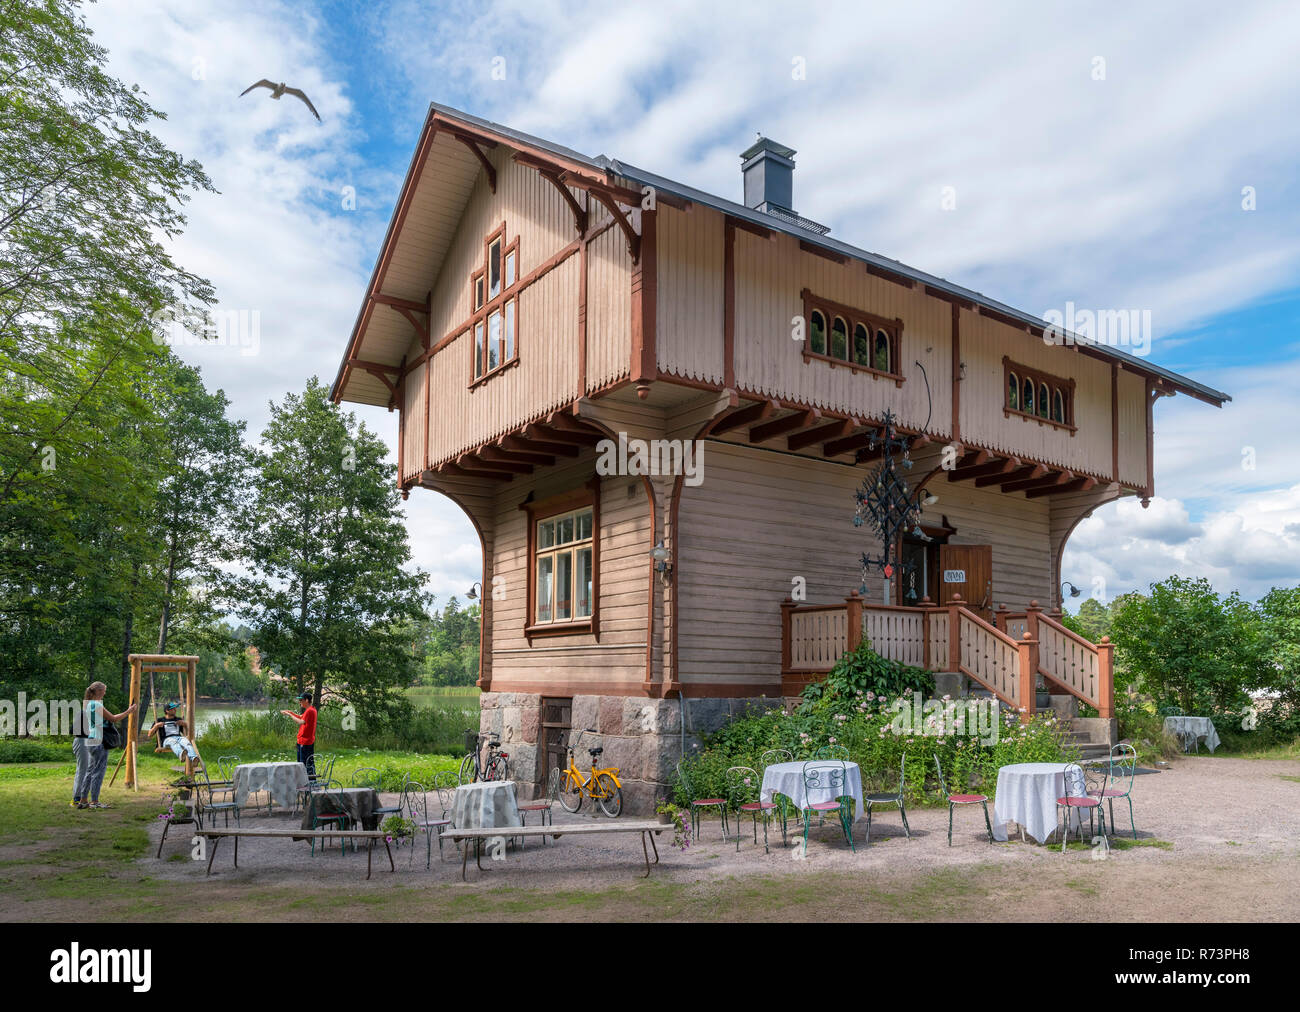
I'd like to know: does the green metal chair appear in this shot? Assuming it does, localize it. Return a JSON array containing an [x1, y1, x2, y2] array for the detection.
[[864, 753, 911, 844], [933, 755, 992, 846], [1089, 744, 1137, 839], [677, 761, 729, 841], [759, 748, 797, 834], [308, 777, 349, 856], [799, 761, 854, 856], [815, 744, 850, 761], [1056, 762, 1107, 852], [726, 766, 780, 853]]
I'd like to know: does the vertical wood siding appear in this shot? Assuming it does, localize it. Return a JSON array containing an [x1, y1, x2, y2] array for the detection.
[[487, 452, 650, 688], [655, 205, 725, 384], [958, 309, 1114, 477], [730, 231, 952, 436], [676, 441, 1056, 685], [585, 220, 633, 391], [1116, 368, 1148, 487]]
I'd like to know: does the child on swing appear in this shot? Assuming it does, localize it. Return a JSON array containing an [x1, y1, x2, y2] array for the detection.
[[148, 701, 201, 766]]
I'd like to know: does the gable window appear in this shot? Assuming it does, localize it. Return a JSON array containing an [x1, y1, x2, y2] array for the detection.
[[1003, 357, 1076, 433], [522, 483, 600, 640], [800, 288, 904, 385], [469, 222, 521, 385]]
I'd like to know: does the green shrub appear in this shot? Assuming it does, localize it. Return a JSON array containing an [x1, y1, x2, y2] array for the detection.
[[0, 739, 73, 763], [676, 688, 1074, 808], [800, 639, 934, 705]]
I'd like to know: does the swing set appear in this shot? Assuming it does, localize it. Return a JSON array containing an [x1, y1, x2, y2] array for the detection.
[[109, 653, 203, 791]]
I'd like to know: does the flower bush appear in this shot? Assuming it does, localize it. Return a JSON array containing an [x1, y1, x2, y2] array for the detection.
[[674, 688, 1076, 807]]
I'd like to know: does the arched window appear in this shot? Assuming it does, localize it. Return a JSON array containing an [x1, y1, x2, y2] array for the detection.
[[1038, 382, 1049, 419], [830, 316, 848, 360], [1008, 372, 1019, 410], [809, 311, 826, 355], [1052, 388, 1065, 424], [874, 329, 891, 373], [853, 323, 870, 366], [1022, 378, 1035, 416]]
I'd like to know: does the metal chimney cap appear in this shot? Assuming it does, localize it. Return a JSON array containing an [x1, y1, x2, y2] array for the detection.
[[739, 136, 797, 163]]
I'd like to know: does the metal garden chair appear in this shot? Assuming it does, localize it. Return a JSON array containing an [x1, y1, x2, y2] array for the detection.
[[799, 761, 854, 856], [308, 777, 349, 856], [370, 771, 407, 823], [296, 753, 335, 813], [933, 755, 992, 846], [1089, 744, 1138, 839], [402, 780, 449, 869], [193, 765, 241, 829], [677, 761, 729, 841], [517, 767, 560, 846], [815, 744, 850, 761], [864, 752, 911, 844], [726, 766, 780, 853], [1056, 762, 1107, 852], [759, 748, 798, 832]]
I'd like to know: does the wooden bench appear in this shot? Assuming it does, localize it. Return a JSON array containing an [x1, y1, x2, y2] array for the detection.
[[193, 828, 395, 879], [440, 820, 671, 880]]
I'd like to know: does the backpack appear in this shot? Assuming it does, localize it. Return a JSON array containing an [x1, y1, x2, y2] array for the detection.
[[101, 720, 121, 750]]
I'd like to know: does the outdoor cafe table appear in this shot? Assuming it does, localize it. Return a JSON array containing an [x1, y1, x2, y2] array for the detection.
[[300, 787, 384, 832], [991, 762, 1084, 844], [233, 761, 308, 811], [1163, 715, 1221, 753], [451, 779, 522, 831], [759, 761, 867, 820]]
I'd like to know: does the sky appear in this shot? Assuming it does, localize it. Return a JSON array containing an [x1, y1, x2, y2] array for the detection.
[[80, 0, 1300, 611]]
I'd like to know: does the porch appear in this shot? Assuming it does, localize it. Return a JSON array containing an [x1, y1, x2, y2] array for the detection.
[[780, 592, 1115, 724]]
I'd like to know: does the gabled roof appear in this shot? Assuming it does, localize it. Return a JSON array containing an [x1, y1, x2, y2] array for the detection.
[[332, 101, 1230, 408]]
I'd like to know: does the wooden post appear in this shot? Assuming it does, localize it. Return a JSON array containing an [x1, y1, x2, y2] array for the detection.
[[125, 657, 141, 791], [844, 590, 863, 652], [1097, 636, 1115, 719], [1016, 632, 1036, 724], [947, 593, 962, 673], [920, 596, 932, 670], [780, 597, 795, 674], [185, 659, 197, 779], [994, 602, 1008, 633], [1024, 601, 1042, 717]]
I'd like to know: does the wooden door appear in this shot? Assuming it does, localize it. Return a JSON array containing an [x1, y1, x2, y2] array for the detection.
[[540, 697, 571, 785], [938, 545, 993, 622]]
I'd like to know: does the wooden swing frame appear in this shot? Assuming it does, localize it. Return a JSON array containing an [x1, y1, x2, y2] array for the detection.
[[113, 654, 201, 792]]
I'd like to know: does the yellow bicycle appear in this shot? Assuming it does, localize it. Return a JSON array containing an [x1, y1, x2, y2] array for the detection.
[[557, 728, 623, 817]]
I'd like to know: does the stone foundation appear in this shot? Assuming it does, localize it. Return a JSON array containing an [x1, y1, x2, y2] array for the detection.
[[479, 692, 786, 814]]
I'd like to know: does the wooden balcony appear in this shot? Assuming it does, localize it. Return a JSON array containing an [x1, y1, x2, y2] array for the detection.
[[781, 593, 1114, 719]]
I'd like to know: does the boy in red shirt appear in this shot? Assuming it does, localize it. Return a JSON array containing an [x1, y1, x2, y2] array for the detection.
[[281, 692, 318, 779]]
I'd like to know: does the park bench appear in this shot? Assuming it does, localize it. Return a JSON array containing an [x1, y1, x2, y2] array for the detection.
[[193, 827, 395, 879], [440, 820, 671, 880]]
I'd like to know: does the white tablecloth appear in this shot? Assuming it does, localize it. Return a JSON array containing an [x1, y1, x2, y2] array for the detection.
[[1164, 716, 1220, 753], [451, 779, 522, 830], [233, 762, 308, 810], [992, 762, 1084, 844], [760, 761, 866, 821]]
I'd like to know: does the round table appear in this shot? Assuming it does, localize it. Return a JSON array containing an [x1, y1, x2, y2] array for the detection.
[[760, 761, 866, 820], [991, 762, 1084, 844], [1163, 716, 1220, 753]]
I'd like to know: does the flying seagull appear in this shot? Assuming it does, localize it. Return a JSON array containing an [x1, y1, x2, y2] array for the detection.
[[239, 80, 320, 121]]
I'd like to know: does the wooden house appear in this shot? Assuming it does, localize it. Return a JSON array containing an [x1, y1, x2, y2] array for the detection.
[[331, 104, 1229, 808]]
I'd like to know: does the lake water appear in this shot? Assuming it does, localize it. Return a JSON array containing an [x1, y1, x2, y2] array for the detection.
[[191, 702, 265, 737]]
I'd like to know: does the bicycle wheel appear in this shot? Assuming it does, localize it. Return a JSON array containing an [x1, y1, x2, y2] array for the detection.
[[485, 756, 508, 782], [557, 771, 583, 813], [594, 773, 623, 817], [458, 753, 477, 785]]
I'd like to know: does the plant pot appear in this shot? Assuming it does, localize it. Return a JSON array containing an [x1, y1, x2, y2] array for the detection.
[[657, 812, 673, 825]]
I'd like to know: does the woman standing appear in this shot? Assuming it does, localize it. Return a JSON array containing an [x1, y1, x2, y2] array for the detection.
[[72, 682, 136, 810]]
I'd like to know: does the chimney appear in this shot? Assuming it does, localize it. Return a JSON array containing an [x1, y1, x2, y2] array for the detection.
[[740, 136, 797, 214]]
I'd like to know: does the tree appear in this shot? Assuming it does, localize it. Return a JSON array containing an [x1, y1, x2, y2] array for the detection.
[[1109, 576, 1260, 714], [237, 379, 429, 721], [1256, 586, 1300, 716]]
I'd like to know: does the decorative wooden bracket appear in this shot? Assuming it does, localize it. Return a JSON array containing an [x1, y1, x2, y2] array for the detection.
[[588, 189, 640, 263], [454, 133, 497, 193], [373, 292, 430, 349], [538, 168, 587, 236]]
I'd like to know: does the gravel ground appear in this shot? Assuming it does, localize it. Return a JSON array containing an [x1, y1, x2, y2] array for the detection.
[[148, 754, 1300, 896]]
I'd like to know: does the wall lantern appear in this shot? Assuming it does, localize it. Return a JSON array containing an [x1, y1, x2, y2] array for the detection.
[[649, 540, 673, 584]]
